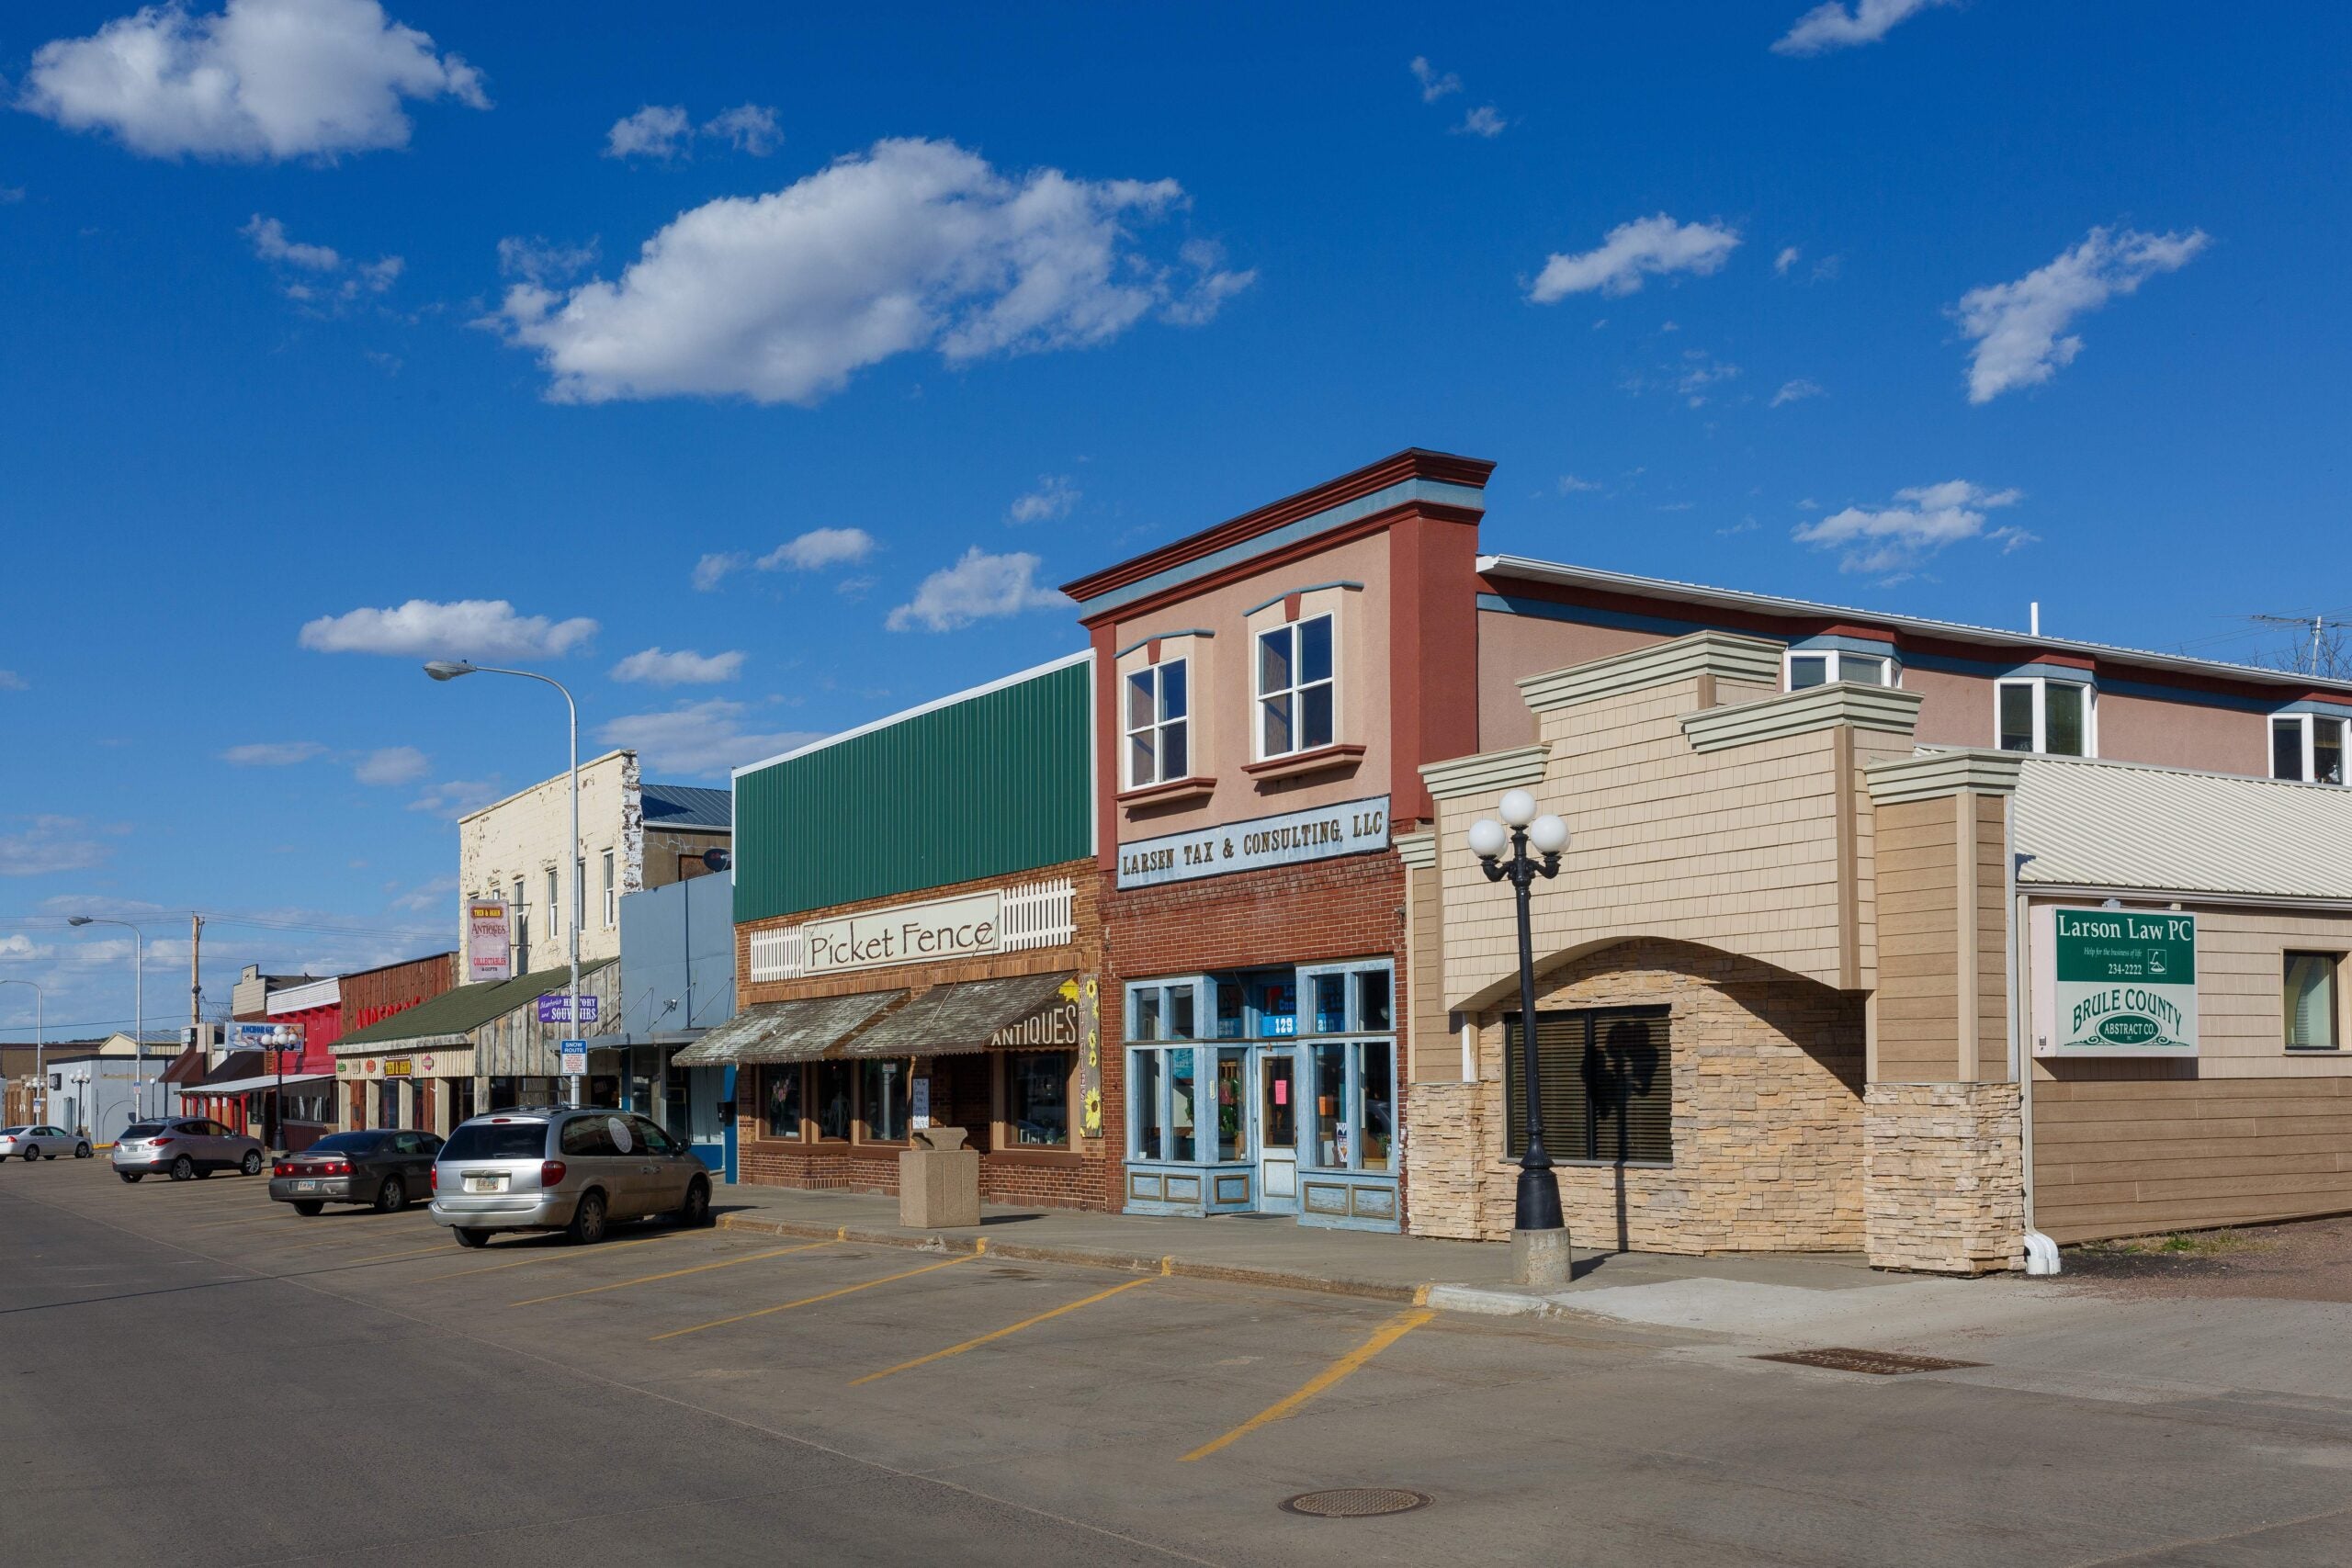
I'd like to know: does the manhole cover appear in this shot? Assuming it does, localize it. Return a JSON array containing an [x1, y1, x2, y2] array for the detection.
[[1755, 1348, 1984, 1376], [1281, 1488, 1431, 1518]]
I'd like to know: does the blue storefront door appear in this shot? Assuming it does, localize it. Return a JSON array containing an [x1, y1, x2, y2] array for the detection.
[[686, 1065, 729, 1175]]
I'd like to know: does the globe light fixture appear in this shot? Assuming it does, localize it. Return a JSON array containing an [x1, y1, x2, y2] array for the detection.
[[1528, 814, 1569, 855], [1498, 788, 1538, 828], [1466, 818, 1509, 860]]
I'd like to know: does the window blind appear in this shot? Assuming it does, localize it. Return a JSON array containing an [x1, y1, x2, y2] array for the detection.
[[1502, 1006, 1672, 1164]]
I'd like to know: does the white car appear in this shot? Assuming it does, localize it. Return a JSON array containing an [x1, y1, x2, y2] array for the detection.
[[0, 1125, 94, 1161]]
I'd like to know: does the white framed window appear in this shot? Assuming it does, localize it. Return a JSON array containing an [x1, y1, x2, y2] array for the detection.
[[2284, 952, 2340, 1050], [545, 867, 560, 937], [1996, 677, 2094, 757], [1124, 659, 1191, 787], [2271, 714, 2347, 785], [1785, 649, 1895, 692], [601, 850, 616, 928], [1256, 614, 1335, 759]]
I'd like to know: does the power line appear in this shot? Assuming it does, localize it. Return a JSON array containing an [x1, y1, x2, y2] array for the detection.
[[0, 912, 447, 942]]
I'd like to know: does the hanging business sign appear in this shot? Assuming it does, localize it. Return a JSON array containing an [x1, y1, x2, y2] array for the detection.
[[467, 899, 513, 983], [537, 993, 600, 1024], [1116, 795, 1390, 889], [227, 1021, 302, 1054], [2032, 905, 2199, 1057], [803, 889, 1002, 976]]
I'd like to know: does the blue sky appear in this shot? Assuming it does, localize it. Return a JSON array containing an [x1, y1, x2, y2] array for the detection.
[[2, 0, 2347, 1035]]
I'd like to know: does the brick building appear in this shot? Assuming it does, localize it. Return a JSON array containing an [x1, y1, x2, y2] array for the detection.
[[695, 654, 1115, 1209]]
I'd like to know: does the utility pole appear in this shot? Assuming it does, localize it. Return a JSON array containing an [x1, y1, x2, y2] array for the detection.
[[189, 913, 204, 1059]]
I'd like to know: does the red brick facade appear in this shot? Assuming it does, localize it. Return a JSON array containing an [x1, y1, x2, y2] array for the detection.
[[1100, 848, 1410, 1222], [732, 859, 1118, 1212]]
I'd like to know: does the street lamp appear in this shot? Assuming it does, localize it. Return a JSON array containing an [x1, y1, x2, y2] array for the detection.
[[264, 1024, 298, 1154], [68, 916, 149, 1119], [425, 659, 583, 1108], [0, 979, 41, 1123], [1466, 787, 1574, 1286]]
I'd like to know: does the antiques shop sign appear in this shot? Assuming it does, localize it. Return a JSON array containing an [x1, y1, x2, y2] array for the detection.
[[805, 890, 1002, 976], [2034, 906, 2199, 1057], [1118, 795, 1390, 889]]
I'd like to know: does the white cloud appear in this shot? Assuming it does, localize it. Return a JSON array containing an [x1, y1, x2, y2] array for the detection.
[[1675, 352, 1740, 406], [1775, 245, 1802, 276], [604, 103, 689, 160], [758, 527, 875, 572], [19, 0, 487, 162], [597, 699, 821, 778], [487, 137, 1246, 406], [0, 671, 26, 690], [496, 234, 596, 286], [353, 745, 427, 784], [1771, 377, 1826, 406], [407, 778, 502, 818], [1530, 214, 1741, 302], [1772, 0, 1953, 56], [299, 598, 598, 659], [704, 103, 780, 155], [243, 213, 400, 304], [1792, 479, 2026, 575], [0, 816, 111, 876], [1952, 225, 2210, 404], [610, 647, 745, 685], [220, 740, 325, 766], [388, 874, 455, 913], [1159, 238, 1255, 328], [691, 550, 747, 591], [1408, 57, 1461, 102], [887, 547, 1066, 632], [1455, 106, 1506, 138], [1556, 474, 1600, 494], [1008, 475, 1080, 525]]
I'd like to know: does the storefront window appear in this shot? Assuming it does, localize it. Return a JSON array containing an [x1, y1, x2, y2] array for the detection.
[[1170, 986, 1196, 1041], [1312, 973, 1347, 1032], [1258, 977, 1296, 1037], [1215, 1048, 1248, 1161], [1504, 1007, 1672, 1164], [1357, 969, 1392, 1033], [1134, 987, 1162, 1043], [813, 1061, 853, 1141], [1009, 1051, 1070, 1146], [489, 1076, 518, 1111], [1215, 981, 1247, 1039], [1359, 1047, 1393, 1172], [860, 1058, 910, 1143], [1128, 981, 1201, 1044], [1133, 1049, 1163, 1160], [764, 1066, 802, 1139], [1169, 1050, 1196, 1162]]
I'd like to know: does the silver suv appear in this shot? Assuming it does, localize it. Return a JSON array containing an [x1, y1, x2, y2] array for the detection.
[[429, 1106, 714, 1247]]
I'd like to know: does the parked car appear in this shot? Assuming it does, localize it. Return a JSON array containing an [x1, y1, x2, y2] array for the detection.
[[269, 1128, 445, 1215], [0, 1125, 92, 1161], [111, 1118, 267, 1182], [429, 1106, 712, 1247]]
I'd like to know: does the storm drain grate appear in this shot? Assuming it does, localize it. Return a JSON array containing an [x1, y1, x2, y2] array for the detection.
[[1755, 1348, 1984, 1377], [1281, 1488, 1431, 1518]]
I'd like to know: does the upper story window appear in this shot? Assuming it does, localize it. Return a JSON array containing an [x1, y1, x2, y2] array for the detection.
[[601, 850, 617, 928], [1996, 677, 2094, 757], [1125, 659, 1191, 787], [2271, 713, 2347, 785], [1257, 614, 1334, 758], [545, 867, 560, 936], [1786, 649, 1895, 691]]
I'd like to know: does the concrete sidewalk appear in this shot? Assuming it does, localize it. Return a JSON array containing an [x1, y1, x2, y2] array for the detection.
[[711, 1180, 1947, 1318]]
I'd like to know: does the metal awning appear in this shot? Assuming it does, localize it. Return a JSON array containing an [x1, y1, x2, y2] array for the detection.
[[672, 991, 908, 1066], [838, 973, 1079, 1059], [183, 1071, 334, 1097]]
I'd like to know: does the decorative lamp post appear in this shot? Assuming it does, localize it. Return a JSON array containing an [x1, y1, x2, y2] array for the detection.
[[0, 979, 40, 1123], [68, 916, 148, 1119], [266, 1024, 298, 1153], [426, 660, 582, 1108], [1466, 788, 1574, 1286]]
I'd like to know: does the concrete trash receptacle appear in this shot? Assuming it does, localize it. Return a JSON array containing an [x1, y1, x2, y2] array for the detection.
[[899, 1125, 980, 1228]]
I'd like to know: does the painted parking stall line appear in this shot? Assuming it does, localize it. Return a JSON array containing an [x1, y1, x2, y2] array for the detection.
[[1182, 1306, 1436, 1461], [850, 1275, 1155, 1386], [511, 1241, 832, 1307], [651, 1252, 982, 1342]]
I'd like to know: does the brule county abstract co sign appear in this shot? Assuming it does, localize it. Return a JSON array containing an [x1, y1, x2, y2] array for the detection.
[[2034, 906, 2199, 1058]]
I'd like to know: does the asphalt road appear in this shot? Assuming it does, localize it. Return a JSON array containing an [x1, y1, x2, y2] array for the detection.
[[6, 1159, 2352, 1567]]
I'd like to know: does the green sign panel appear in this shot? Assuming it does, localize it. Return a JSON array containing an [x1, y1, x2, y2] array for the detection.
[[2049, 907, 2198, 1055]]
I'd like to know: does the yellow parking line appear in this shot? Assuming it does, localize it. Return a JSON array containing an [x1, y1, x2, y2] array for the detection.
[[322, 1242, 463, 1268], [850, 1276, 1152, 1385], [511, 1242, 831, 1307], [1182, 1307, 1435, 1462], [650, 1254, 978, 1342], [406, 1230, 689, 1283]]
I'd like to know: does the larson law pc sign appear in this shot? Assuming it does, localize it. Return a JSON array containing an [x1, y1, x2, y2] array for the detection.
[[2032, 906, 2199, 1057]]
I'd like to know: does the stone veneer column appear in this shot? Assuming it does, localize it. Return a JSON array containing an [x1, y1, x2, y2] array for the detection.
[[1861, 750, 2027, 1274]]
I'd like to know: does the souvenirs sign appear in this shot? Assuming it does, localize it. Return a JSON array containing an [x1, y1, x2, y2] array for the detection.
[[2034, 906, 2199, 1057]]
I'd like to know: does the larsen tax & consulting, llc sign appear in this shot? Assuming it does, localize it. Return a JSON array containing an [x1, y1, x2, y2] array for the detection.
[[2032, 905, 2199, 1057]]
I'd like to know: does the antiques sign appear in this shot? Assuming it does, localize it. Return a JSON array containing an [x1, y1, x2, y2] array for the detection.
[[466, 899, 513, 983], [2034, 905, 2199, 1058], [1117, 795, 1390, 889]]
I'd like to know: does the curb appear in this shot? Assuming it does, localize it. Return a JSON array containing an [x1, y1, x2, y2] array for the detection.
[[716, 1211, 1433, 1305]]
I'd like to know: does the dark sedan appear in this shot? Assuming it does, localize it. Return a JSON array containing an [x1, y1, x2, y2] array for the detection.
[[269, 1129, 444, 1215]]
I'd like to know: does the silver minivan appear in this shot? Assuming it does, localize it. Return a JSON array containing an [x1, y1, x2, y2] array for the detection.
[[429, 1106, 713, 1247]]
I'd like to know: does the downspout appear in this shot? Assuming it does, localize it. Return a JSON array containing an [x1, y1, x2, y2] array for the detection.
[[2011, 820, 2060, 1276]]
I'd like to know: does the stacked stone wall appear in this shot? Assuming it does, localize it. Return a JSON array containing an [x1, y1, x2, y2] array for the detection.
[[1862, 1081, 2024, 1273]]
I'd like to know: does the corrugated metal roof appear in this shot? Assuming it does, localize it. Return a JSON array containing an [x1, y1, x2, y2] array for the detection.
[[673, 990, 906, 1066], [642, 783, 732, 831], [335, 959, 616, 1048], [839, 973, 1078, 1059], [2012, 756, 2352, 900]]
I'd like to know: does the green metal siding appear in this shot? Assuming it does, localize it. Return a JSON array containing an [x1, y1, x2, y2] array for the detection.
[[734, 657, 1093, 923]]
